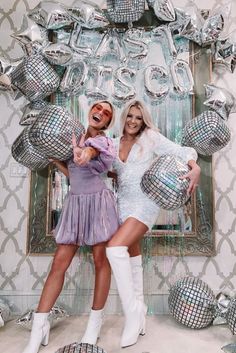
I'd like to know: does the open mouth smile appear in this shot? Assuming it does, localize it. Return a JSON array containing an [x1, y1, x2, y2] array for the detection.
[[92, 113, 102, 123]]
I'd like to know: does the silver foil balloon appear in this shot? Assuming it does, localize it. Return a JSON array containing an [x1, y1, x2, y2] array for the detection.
[[29, 105, 85, 160], [16, 304, 68, 330], [95, 29, 127, 63], [55, 343, 107, 353], [69, 24, 93, 58], [201, 13, 224, 46], [66, 0, 109, 29], [124, 28, 148, 61], [170, 60, 194, 95], [204, 84, 235, 120], [168, 277, 215, 329], [151, 26, 177, 59], [28, 1, 72, 29], [144, 65, 169, 100], [106, 0, 145, 23], [20, 100, 48, 126], [112, 67, 136, 102], [181, 110, 231, 156], [10, 54, 60, 101], [11, 16, 48, 47], [60, 61, 88, 95], [0, 299, 11, 327], [86, 65, 111, 100], [42, 43, 73, 65], [147, 0, 176, 22], [141, 155, 190, 210], [214, 31, 236, 73], [11, 127, 49, 170]]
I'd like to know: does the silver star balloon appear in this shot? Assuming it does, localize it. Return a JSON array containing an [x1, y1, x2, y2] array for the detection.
[[28, 1, 72, 29], [147, 0, 176, 22], [214, 31, 236, 73], [204, 84, 235, 120], [201, 13, 224, 46], [11, 16, 48, 46], [67, 0, 109, 29]]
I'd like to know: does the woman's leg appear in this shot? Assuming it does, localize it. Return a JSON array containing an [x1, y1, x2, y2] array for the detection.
[[37, 244, 78, 312], [106, 218, 148, 348], [81, 242, 111, 344], [129, 241, 144, 303], [22, 244, 78, 353]]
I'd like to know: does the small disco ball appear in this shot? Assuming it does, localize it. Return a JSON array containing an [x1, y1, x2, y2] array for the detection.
[[16, 304, 68, 330], [106, 0, 145, 23], [226, 299, 236, 334], [168, 277, 215, 329], [55, 342, 107, 353], [29, 105, 85, 160], [11, 127, 49, 170], [181, 110, 231, 156], [141, 154, 190, 210], [0, 299, 11, 327], [10, 54, 60, 101]]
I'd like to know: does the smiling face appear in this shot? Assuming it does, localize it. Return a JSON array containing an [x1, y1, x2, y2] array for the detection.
[[88, 102, 113, 131], [124, 105, 145, 136]]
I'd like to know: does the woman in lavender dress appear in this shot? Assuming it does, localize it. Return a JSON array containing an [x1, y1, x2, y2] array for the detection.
[[22, 101, 119, 353]]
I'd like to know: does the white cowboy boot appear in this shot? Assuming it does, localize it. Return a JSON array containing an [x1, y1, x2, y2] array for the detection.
[[80, 308, 103, 345], [22, 312, 50, 353], [130, 255, 144, 302], [106, 246, 146, 348]]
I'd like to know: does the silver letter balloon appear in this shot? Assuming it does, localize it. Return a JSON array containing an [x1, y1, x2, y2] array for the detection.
[[181, 110, 231, 156], [141, 155, 190, 210], [168, 277, 215, 329], [29, 105, 85, 160]]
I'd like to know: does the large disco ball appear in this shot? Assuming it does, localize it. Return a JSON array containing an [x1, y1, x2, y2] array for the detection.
[[10, 54, 60, 101], [141, 154, 190, 210], [55, 342, 107, 353], [168, 277, 215, 329], [226, 299, 236, 335], [181, 110, 231, 156], [11, 127, 49, 170], [29, 105, 85, 160]]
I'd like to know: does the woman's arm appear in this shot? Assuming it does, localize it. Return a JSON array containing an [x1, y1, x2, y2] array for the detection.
[[180, 159, 201, 196], [50, 160, 69, 178]]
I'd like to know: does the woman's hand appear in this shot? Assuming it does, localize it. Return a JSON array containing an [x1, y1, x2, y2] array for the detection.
[[72, 133, 99, 166], [180, 160, 201, 196], [72, 133, 84, 164]]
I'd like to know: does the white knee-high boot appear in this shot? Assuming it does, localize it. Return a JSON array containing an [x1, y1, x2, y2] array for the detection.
[[22, 312, 50, 353], [106, 246, 146, 348], [130, 255, 144, 303], [80, 308, 103, 344]]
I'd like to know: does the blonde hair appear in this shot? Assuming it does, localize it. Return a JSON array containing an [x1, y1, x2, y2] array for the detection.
[[120, 100, 157, 136], [89, 100, 115, 130]]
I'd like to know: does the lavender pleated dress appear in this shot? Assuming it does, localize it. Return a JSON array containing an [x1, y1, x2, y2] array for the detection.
[[54, 135, 119, 246]]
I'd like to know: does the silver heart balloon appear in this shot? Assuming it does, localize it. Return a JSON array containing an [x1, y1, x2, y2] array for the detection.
[[141, 155, 190, 210]]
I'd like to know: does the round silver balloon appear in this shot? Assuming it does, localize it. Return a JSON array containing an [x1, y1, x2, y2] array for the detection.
[[106, 0, 145, 23], [28, 1, 72, 29], [10, 54, 60, 101], [29, 105, 85, 160], [168, 277, 215, 329], [204, 84, 235, 120], [181, 110, 231, 156], [56, 343, 107, 353], [11, 127, 49, 170], [141, 155, 190, 210], [147, 0, 176, 22], [16, 304, 68, 330], [66, 0, 109, 29]]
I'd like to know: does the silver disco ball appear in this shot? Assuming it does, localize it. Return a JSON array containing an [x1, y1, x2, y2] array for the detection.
[[181, 110, 231, 156], [10, 54, 60, 101], [141, 154, 190, 210], [55, 342, 107, 353], [106, 0, 145, 23], [29, 105, 85, 160], [226, 299, 236, 335], [168, 277, 215, 329], [11, 127, 49, 170]]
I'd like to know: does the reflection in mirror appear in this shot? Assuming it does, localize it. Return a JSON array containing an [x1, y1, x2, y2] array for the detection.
[[27, 11, 214, 256]]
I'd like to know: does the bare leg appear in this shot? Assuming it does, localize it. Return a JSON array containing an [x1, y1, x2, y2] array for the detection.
[[91, 242, 111, 310], [129, 241, 141, 257], [37, 244, 78, 312]]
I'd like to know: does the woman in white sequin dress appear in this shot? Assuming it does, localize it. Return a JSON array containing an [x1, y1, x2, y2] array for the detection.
[[106, 100, 201, 348]]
